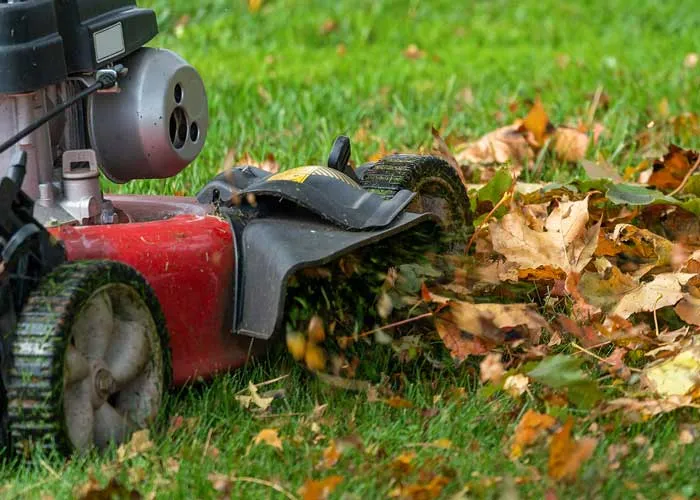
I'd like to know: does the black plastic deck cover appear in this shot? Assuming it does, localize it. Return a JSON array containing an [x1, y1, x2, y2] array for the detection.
[[236, 211, 434, 339]]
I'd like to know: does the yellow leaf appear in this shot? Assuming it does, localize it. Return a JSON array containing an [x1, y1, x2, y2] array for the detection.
[[286, 331, 306, 361], [308, 315, 326, 343], [431, 438, 453, 449], [253, 428, 283, 450], [644, 345, 700, 397], [548, 419, 597, 482]]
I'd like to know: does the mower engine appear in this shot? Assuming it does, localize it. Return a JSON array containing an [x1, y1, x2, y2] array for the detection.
[[0, 0, 208, 225]]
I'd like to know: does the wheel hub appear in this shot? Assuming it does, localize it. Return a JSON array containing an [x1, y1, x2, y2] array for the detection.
[[91, 363, 116, 403]]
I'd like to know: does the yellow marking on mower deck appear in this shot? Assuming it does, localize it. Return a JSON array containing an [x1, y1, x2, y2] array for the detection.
[[267, 166, 359, 187]]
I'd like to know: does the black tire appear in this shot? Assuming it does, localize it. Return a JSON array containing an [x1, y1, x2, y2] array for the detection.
[[5, 261, 171, 458], [360, 154, 473, 246]]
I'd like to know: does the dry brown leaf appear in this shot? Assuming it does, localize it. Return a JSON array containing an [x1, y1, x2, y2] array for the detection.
[[576, 266, 639, 313], [321, 440, 341, 469], [450, 301, 548, 344], [610, 224, 674, 277], [548, 419, 597, 482], [480, 353, 505, 384], [552, 127, 589, 162], [252, 428, 283, 451], [510, 410, 557, 459], [75, 476, 140, 500], [385, 396, 414, 409], [454, 125, 532, 167], [435, 314, 490, 361], [675, 293, 700, 325], [685, 53, 699, 68], [503, 374, 530, 397], [490, 197, 599, 275], [299, 476, 343, 500], [603, 396, 695, 420], [388, 475, 450, 500], [116, 429, 153, 462], [611, 272, 696, 319], [235, 381, 274, 411]]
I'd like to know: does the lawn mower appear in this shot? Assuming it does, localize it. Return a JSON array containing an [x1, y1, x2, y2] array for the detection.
[[0, 0, 472, 457]]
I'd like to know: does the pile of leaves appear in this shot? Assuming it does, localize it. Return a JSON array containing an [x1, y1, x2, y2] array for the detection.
[[279, 98, 700, 487]]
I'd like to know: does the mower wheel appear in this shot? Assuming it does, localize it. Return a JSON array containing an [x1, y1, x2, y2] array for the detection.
[[5, 261, 171, 457], [360, 154, 473, 244]]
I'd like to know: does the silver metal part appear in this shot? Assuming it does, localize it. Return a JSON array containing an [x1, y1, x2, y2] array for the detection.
[[87, 47, 209, 183], [60, 149, 103, 223], [0, 90, 55, 202]]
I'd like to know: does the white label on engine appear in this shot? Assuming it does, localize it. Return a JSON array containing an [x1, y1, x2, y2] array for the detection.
[[94, 23, 125, 63]]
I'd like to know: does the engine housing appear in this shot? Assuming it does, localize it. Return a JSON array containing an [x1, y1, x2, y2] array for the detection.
[[88, 48, 209, 183]]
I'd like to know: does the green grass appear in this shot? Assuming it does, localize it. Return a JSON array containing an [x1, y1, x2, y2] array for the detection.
[[3, 0, 700, 498]]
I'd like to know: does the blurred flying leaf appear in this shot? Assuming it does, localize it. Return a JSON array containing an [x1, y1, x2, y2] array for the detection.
[[528, 355, 602, 408]]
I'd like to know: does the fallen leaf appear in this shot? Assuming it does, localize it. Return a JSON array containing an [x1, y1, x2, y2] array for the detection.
[[319, 18, 338, 35], [576, 266, 639, 313], [521, 98, 553, 147], [321, 441, 341, 469], [391, 451, 417, 474], [490, 197, 599, 275], [643, 345, 700, 397], [385, 396, 414, 409], [552, 127, 589, 162], [450, 301, 548, 345], [602, 395, 695, 420], [252, 428, 283, 451], [455, 125, 532, 167], [299, 476, 343, 500], [389, 475, 450, 499], [435, 314, 490, 361], [684, 53, 699, 69], [675, 293, 700, 325], [503, 374, 530, 397], [404, 44, 425, 59], [611, 272, 695, 319], [75, 476, 140, 500], [117, 429, 153, 462], [648, 145, 699, 192], [248, 0, 263, 13], [548, 419, 597, 482], [236, 381, 275, 411], [480, 353, 505, 384], [510, 410, 557, 459]]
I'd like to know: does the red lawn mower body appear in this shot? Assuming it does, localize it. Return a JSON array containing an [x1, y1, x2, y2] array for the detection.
[[50, 199, 243, 385]]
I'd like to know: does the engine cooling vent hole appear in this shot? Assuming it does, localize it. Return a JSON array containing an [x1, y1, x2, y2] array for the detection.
[[190, 122, 200, 142], [174, 83, 183, 104], [169, 107, 188, 149]]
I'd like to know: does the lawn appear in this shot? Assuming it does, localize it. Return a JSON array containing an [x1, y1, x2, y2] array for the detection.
[[2, 0, 700, 498]]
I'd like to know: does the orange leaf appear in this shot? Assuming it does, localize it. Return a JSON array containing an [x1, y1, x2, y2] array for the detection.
[[299, 476, 344, 500], [648, 145, 698, 192], [252, 428, 283, 450], [521, 98, 553, 147], [321, 441, 341, 468], [385, 396, 414, 409], [510, 410, 557, 459], [548, 419, 597, 481]]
